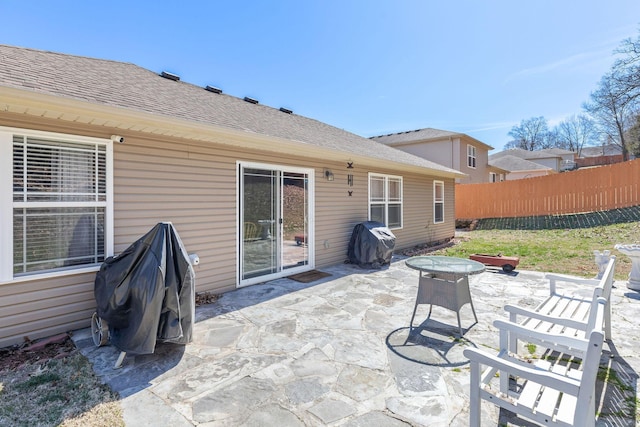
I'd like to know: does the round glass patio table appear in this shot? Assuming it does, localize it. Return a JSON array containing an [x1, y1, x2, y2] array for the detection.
[[405, 256, 485, 336], [405, 255, 485, 276]]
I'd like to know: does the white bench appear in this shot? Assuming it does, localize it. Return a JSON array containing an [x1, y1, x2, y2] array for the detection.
[[464, 296, 606, 427], [501, 256, 615, 357]]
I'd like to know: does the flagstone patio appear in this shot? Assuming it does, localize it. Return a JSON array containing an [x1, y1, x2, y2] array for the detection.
[[72, 255, 640, 426]]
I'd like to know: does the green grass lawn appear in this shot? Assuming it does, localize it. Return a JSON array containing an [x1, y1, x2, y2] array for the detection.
[[431, 222, 640, 280], [0, 353, 122, 427]]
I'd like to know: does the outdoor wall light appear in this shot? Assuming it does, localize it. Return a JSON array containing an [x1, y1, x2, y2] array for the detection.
[[324, 169, 334, 181]]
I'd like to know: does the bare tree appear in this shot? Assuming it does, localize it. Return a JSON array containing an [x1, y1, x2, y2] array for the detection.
[[583, 72, 637, 161], [554, 114, 598, 156], [628, 113, 640, 157], [612, 32, 640, 102], [507, 116, 549, 150], [545, 128, 561, 149], [613, 30, 640, 158]]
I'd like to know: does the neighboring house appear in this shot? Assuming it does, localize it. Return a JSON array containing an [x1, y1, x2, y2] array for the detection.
[[488, 155, 556, 180], [489, 147, 577, 178], [0, 45, 464, 347], [577, 144, 625, 168], [538, 148, 577, 171], [581, 144, 624, 157], [521, 150, 563, 170], [490, 148, 563, 170], [370, 128, 506, 184], [490, 146, 636, 174]]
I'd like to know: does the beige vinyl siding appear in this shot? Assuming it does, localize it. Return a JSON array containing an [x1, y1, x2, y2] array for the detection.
[[459, 139, 492, 184], [0, 272, 96, 347], [474, 145, 491, 183], [314, 165, 368, 266], [394, 140, 455, 170], [380, 171, 455, 249], [114, 134, 238, 293], [388, 137, 493, 185], [0, 114, 456, 347], [314, 168, 455, 263], [444, 177, 456, 228]]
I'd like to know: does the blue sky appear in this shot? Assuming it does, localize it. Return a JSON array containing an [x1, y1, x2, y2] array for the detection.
[[1, 1, 639, 151]]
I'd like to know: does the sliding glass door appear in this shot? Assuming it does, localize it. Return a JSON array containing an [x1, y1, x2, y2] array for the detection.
[[239, 162, 313, 287]]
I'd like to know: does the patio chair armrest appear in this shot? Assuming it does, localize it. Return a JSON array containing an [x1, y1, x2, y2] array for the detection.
[[463, 347, 580, 395], [494, 319, 590, 353], [545, 274, 600, 295], [503, 304, 589, 330], [544, 274, 599, 285]]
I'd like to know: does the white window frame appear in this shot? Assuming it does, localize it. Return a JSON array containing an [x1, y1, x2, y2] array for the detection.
[[236, 161, 315, 288], [368, 173, 403, 229], [489, 172, 497, 183], [467, 144, 477, 169], [0, 127, 113, 283], [433, 180, 445, 224]]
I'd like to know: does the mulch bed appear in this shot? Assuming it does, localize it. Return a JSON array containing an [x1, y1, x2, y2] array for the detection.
[[399, 236, 460, 257], [0, 334, 77, 373], [195, 291, 220, 306]]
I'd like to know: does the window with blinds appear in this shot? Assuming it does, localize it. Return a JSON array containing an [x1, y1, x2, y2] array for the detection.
[[368, 173, 403, 229], [434, 181, 444, 223], [12, 135, 107, 275]]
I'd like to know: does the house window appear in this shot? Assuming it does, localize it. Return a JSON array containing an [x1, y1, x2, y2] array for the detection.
[[368, 173, 402, 229], [467, 145, 477, 168], [489, 172, 497, 182], [1, 129, 113, 281], [434, 181, 444, 223]]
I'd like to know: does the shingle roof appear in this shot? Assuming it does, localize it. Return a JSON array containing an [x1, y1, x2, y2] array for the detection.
[[489, 155, 553, 172], [538, 147, 575, 156], [0, 44, 462, 177], [371, 128, 461, 144], [580, 144, 622, 157], [524, 151, 561, 159], [370, 127, 494, 150], [489, 148, 561, 161], [489, 148, 528, 160]]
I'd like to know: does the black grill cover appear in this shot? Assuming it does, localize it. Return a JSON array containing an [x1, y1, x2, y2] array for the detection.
[[94, 222, 195, 355], [347, 221, 396, 268]]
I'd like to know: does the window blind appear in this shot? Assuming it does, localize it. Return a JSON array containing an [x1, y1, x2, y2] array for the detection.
[[12, 135, 107, 275]]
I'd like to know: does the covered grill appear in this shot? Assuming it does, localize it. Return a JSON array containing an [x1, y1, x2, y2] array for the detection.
[[347, 221, 396, 268], [93, 222, 195, 357]]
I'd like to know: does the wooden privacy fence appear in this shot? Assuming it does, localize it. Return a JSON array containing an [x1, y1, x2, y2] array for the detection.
[[455, 159, 640, 219]]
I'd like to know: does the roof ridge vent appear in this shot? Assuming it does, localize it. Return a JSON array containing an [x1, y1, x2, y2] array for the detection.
[[160, 71, 180, 81], [243, 96, 259, 104], [205, 85, 222, 94], [279, 107, 293, 114]]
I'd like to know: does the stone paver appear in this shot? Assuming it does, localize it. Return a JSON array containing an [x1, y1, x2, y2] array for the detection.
[[72, 255, 640, 426]]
